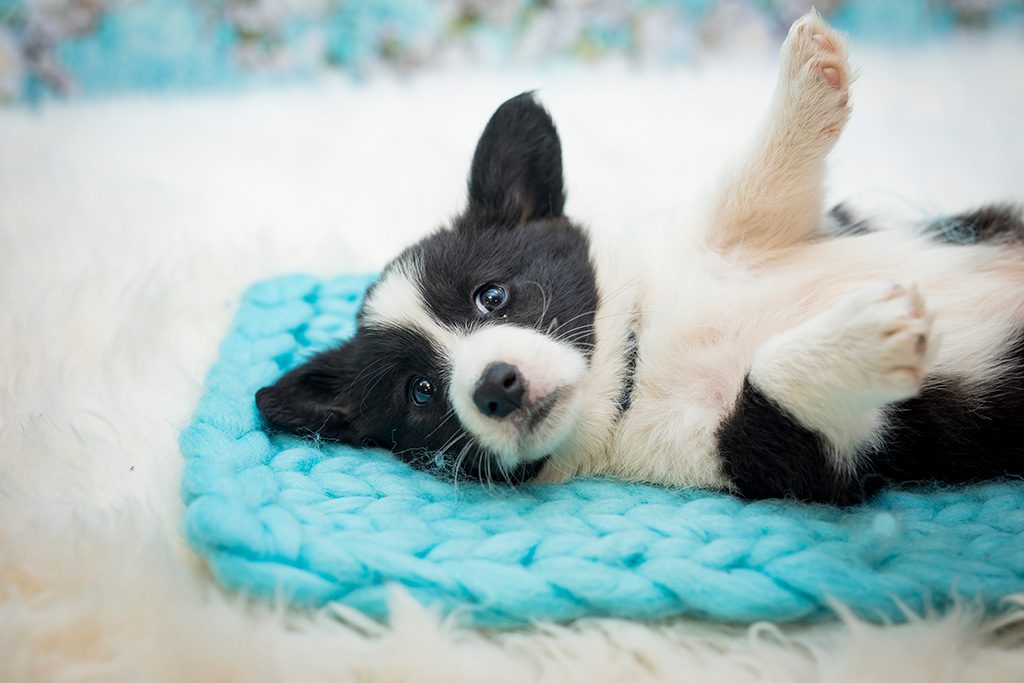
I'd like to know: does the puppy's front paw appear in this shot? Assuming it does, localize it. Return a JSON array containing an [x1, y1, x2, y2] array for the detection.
[[778, 10, 852, 140], [827, 282, 936, 404], [750, 281, 936, 459]]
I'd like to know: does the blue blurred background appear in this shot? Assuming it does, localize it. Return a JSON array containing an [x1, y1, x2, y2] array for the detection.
[[0, 0, 1022, 102]]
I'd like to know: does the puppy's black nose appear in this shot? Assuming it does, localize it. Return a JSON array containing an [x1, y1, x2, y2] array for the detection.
[[473, 362, 524, 419]]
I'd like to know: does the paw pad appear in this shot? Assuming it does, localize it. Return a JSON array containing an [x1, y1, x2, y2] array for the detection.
[[811, 33, 835, 52], [820, 65, 841, 88], [780, 10, 852, 137], [831, 281, 937, 403]]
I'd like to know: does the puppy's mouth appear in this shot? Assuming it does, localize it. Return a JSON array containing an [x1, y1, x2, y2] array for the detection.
[[466, 375, 578, 464], [506, 384, 579, 465], [524, 388, 564, 432]]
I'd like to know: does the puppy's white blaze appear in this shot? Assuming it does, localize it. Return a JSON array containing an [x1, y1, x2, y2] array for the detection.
[[361, 262, 460, 354], [449, 325, 588, 467]]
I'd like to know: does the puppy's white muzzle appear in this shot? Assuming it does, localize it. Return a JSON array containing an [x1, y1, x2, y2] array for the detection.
[[449, 325, 588, 467]]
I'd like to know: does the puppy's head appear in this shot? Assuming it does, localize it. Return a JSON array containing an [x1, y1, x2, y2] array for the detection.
[[256, 93, 598, 484]]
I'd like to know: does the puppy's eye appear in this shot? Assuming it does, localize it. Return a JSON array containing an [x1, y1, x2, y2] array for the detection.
[[409, 376, 435, 407], [475, 284, 509, 314]]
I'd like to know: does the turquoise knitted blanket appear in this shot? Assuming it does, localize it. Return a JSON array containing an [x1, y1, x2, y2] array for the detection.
[[180, 273, 1024, 626]]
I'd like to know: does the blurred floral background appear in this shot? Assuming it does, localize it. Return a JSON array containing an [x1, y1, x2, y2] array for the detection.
[[0, 0, 1021, 103]]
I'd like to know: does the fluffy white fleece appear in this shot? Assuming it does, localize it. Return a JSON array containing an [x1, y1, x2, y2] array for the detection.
[[2, 34, 1024, 682]]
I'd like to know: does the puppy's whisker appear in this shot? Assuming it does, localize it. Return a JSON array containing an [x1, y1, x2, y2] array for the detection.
[[485, 455, 496, 495], [554, 320, 596, 336], [319, 356, 390, 408], [551, 309, 597, 336], [598, 271, 645, 305], [500, 461, 517, 491], [554, 309, 638, 346], [526, 280, 551, 330], [557, 326, 597, 342], [437, 429, 467, 460], [555, 325, 598, 345], [452, 439, 472, 493], [344, 357, 393, 394], [550, 308, 636, 343], [425, 408, 457, 439], [358, 363, 397, 413]]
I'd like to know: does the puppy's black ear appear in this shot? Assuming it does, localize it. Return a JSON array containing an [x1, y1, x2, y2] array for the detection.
[[466, 92, 565, 225], [255, 346, 357, 441]]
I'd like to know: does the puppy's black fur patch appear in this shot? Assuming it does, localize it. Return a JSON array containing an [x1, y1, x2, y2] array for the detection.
[[874, 332, 1024, 485], [717, 377, 860, 504], [826, 202, 872, 237], [926, 203, 1024, 245], [718, 330, 1024, 503]]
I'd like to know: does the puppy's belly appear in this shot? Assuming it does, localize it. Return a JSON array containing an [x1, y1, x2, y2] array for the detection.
[[573, 231, 1024, 490]]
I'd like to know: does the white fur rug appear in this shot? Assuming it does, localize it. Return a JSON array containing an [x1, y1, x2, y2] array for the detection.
[[3, 35, 1024, 681]]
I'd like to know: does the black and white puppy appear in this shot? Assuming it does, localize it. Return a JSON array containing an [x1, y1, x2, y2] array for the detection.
[[257, 12, 1024, 504]]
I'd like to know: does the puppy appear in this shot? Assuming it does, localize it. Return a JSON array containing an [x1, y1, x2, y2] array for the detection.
[[257, 12, 1024, 504]]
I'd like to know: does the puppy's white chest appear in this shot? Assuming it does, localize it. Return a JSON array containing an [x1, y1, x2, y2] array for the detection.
[[594, 254, 771, 488], [643, 250, 768, 390]]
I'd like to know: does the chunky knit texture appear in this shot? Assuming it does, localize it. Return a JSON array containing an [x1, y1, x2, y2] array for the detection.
[[180, 274, 1024, 627]]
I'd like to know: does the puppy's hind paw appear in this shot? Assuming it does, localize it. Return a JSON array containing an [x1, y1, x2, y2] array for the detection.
[[778, 10, 853, 139]]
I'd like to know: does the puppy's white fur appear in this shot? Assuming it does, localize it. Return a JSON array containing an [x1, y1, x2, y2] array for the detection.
[[450, 324, 587, 465], [541, 12, 1024, 487], [363, 260, 461, 352]]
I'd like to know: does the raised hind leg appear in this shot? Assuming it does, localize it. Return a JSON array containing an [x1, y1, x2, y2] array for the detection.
[[708, 11, 853, 253]]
